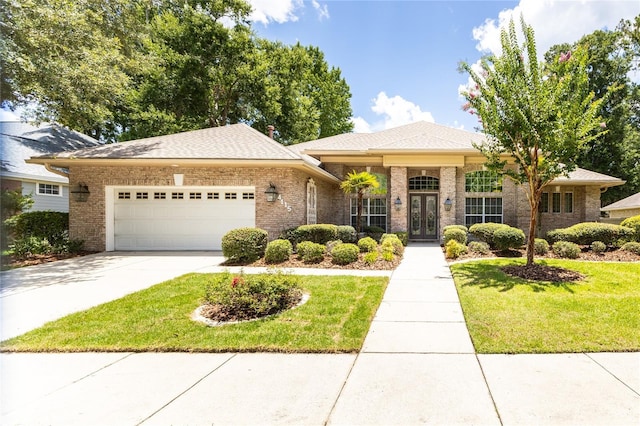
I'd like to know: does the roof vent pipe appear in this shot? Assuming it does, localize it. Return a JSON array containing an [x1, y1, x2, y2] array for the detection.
[[267, 125, 275, 139]]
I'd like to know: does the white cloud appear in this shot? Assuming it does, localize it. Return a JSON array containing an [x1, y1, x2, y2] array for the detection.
[[247, 0, 303, 25], [353, 92, 435, 133], [473, 0, 639, 56], [312, 0, 330, 20]]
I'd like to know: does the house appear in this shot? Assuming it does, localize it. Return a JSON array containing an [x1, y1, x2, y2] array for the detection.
[[26, 121, 624, 251], [1, 121, 101, 212], [600, 192, 640, 222]]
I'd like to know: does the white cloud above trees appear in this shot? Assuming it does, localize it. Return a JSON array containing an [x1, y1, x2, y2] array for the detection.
[[247, 0, 329, 24], [352, 92, 435, 133]]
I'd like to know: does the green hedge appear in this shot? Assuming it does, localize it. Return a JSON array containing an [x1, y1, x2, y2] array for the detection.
[[468, 222, 509, 247], [6, 211, 69, 245], [547, 222, 634, 245], [296, 224, 338, 244], [331, 243, 359, 265], [296, 241, 325, 263], [264, 239, 293, 264], [443, 228, 467, 245], [221, 227, 268, 263], [493, 226, 525, 251], [620, 215, 640, 242]]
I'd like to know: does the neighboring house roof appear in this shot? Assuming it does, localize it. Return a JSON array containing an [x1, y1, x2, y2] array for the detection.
[[26, 123, 340, 182], [600, 192, 640, 212], [289, 121, 484, 155], [551, 168, 624, 187], [1, 121, 101, 183]]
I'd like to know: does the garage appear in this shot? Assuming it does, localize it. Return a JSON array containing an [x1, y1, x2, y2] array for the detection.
[[112, 186, 255, 250]]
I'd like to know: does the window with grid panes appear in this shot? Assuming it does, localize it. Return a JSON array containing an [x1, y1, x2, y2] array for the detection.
[[464, 197, 503, 227], [350, 198, 387, 231]]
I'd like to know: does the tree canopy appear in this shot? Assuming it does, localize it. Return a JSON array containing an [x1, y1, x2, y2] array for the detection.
[[459, 17, 606, 266], [1, 0, 353, 144]]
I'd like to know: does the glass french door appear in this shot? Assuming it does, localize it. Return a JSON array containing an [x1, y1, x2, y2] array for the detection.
[[409, 193, 438, 240]]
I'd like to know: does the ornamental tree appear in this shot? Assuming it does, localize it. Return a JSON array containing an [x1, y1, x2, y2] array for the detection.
[[459, 17, 606, 266], [340, 171, 379, 233]]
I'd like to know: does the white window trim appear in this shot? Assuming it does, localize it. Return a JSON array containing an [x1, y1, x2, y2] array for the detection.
[[36, 182, 62, 197], [464, 196, 503, 226]]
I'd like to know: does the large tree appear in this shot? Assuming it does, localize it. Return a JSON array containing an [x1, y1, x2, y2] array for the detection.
[[459, 18, 606, 266]]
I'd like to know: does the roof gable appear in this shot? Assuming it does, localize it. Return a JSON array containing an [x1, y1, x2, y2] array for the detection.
[[600, 192, 640, 211]]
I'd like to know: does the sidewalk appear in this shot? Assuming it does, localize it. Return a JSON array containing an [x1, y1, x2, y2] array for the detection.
[[1, 245, 639, 425]]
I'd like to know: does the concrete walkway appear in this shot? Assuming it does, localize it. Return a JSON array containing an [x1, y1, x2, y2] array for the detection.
[[1, 245, 639, 425]]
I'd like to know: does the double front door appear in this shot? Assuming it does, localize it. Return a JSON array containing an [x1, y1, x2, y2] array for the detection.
[[409, 193, 438, 240]]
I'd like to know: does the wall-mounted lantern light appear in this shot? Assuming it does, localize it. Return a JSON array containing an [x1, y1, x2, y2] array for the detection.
[[265, 183, 278, 202], [444, 197, 453, 211], [71, 183, 90, 202], [394, 196, 402, 211]]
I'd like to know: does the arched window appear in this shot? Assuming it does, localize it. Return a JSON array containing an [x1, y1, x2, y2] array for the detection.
[[408, 176, 439, 191], [464, 170, 502, 193]]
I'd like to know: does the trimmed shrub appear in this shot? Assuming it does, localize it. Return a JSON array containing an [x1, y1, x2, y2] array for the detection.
[[357, 236, 378, 253], [331, 243, 359, 265], [10, 236, 52, 258], [590, 241, 607, 254], [363, 225, 385, 241], [381, 247, 394, 261], [296, 241, 325, 263], [221, 227, 268, 263], [547, 222, 634, 245], [264, 239, 293, 264], [468, 222, 508, 247], [443, 228, 467, 245], [380, 233, 404, 255], [363, 251, 379, 265], [534, 238, 550, 255], [620, 215, 640, 242], [336, 225, 357, 243], [278, 227, 300, 247], [493, 226, 525, 251], [552, 241, 581, 259], [468, 241, 490, 255], [445, 240, 467, 259], [295, 224, 338, 244], [203, 271, 302, 321], [443, 224, 468, 234], [621, 241, 640, 255]]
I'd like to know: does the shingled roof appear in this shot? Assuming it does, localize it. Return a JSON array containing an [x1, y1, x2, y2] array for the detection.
[[551, 168, 625, 187], [600, 192, 640, 212]]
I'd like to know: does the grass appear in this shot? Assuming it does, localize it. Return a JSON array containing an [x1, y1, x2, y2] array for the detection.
[[0, 273, 388, 353], [451, 259, 640, 354]]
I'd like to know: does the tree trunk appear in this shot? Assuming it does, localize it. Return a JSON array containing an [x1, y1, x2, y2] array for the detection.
[[356, 192, 363, 233], [526, 188, 541, 266]]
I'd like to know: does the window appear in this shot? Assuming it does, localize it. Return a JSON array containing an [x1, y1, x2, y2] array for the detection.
[[207, 192, 219, 199], [242, 192, 255, 200], [464, 197, 503, 227], [189, 192, 202, 199], [350, 198, 387, 231], [465, 171, 503, 193], [225, 192, 237, 199], [564, 192, 573, 213], [118, 192, 131, 199], [37, 183, 61, 196], [408, 176, 439, 191], [552, 192, 561, 213], [154, 192, 166, 199], [136, 192, 148, 199], [539, 192, 549, 213], [171, 192, 184, 199]]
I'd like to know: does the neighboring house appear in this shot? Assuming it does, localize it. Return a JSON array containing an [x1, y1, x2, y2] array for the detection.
[[1, 121, 101, 212], [600, 192, 640, 222], [27, 121, 624, 252]]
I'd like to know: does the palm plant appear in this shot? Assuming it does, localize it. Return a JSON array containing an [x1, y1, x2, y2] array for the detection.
[[340, 171, 379, 233]]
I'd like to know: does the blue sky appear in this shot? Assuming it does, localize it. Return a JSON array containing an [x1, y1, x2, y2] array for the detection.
[[249, 0, 640, 133], [2, 0, 639, 135]]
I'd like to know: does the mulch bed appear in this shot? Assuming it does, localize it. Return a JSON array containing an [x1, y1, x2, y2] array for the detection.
[[449, 247, 640, 264], [229, 253, 401, 271], [501, 264, 585, 282], [1, 252, 97, 271]]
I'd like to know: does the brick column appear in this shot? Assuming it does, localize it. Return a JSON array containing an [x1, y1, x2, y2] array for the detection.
[[440, 167, 457, 240], [389, 167, 407, 232]]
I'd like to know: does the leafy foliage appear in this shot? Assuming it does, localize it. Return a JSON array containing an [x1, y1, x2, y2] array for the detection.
[[534, 238, 550, 255], [493, 226, 526, 251], [445, 240, 468, 259], [221, 227, 268, 263], [552, 241, 581, 259], [547, 222, 634, 245], [468, 241, 491, 255], [621, 241, 640, 255], [357, 236, 377, 253], [340, 171, 379, 233], [330, 243, 359, 265], [264, 239, 293, 264], [295, 224, 338, 245], [443, 227, 467, 245], [296, 241, 325, 264], [620, 215, 640, 241]]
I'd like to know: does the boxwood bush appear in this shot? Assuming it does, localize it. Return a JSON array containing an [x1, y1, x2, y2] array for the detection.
[[621, 241, 640, 255], [590, 241, 607, 254], [620, 215, 640, 241], [380, 233, 404, 254], [363, 225, 385, 242], [264, 239, 293, 264], [547, 222, 634, 245], [442, 224, 468, 234], [534, 238, 550, 255], [468, 222, 508, 247], [552, 241, 581, 259], [295, 224, 338, 244], [336, 225, 357, 243], [331, 243, 359, 265], [393, 231, 408, 246], [443, 228, 467, 245], [296, 241, 325, 263], [6, 211, 69, 246], [221, 227, 268, 263], [493, 226, 525, 251], [445, 240, 467, 259], [468, 241, 490, 255], [357, 236, 378, 253]]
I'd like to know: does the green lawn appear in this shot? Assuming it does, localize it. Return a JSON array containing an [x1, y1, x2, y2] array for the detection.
[[0, 273, 388, 353], [451, 259, 640, 354]]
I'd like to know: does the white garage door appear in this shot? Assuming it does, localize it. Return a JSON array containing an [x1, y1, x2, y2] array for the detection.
[[113, 187, 255, 250]]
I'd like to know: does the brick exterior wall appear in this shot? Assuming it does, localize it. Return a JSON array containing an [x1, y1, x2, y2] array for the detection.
[[69, 165, 338, 251], [1, 177, 22, 192], [439, 167, 456, 237], [389, 167, 407, 232]]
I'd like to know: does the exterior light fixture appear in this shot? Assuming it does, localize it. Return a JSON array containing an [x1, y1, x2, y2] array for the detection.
[[394, 196, 402, 211], [444, 197, 453, 211], [71, 183, 90, 202], [265, 183, 278, 202]]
